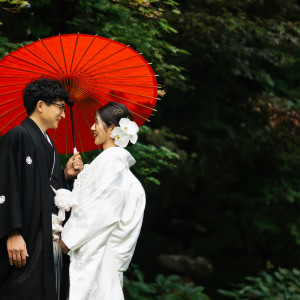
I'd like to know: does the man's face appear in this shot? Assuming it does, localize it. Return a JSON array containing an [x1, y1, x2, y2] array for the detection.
[[41, 99, 66, 130]]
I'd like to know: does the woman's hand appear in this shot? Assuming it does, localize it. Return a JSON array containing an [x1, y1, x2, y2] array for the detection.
[[60, 239, 69, 254]]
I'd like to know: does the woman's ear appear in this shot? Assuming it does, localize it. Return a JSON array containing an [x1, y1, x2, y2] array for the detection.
[[108, 125, 115, 135]]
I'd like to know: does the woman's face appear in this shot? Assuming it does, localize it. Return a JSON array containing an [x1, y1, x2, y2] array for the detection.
[[91, 114, 108, 146]]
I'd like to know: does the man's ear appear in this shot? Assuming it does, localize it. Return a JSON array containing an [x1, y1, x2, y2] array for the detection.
[[36, 100, 44, 113]]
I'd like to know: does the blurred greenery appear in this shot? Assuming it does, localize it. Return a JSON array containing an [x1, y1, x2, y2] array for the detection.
[[2, 0, 300, 299], [124, 264, 211, 300], [218, 267, 300, 299], [60, 125, 181, 186]]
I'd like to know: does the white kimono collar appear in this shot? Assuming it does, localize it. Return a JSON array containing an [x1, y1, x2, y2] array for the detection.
[[104, 147, 136, 168]]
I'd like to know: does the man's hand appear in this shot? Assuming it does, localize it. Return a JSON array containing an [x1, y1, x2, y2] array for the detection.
[[7, 230, 28, 268], [60, 239, 69, 254], [64, 152, 83, 181]]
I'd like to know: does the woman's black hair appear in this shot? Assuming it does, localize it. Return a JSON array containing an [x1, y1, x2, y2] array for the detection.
[[23, 78, 69, 116], [97, 102, 133, 128]]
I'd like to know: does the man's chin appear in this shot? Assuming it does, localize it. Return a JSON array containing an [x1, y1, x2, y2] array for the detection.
[[49, 123, 59, 130]]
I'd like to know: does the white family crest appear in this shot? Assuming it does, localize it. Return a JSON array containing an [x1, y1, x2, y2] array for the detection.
[[0, 195, 5, 204], [26, 156, 32, 165]]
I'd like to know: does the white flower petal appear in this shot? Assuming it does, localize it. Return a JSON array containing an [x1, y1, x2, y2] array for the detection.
[[119, 118, 131, 128], [111, 127, 125, 138], [129, 134, 138, 144], [119, 118, 139, 135], [111, 118, 139, 148], [114, 134, 130, 148], [127, 122, 139, 136]]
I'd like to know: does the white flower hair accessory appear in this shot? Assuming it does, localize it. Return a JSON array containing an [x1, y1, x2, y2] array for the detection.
[[110, 118, 139, 148]]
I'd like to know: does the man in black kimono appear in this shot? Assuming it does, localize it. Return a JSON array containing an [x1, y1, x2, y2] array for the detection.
[[0, 78, 83, 300]]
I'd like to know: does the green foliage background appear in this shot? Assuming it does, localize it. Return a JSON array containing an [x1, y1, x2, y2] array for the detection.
[[2, 0, 300, 298]]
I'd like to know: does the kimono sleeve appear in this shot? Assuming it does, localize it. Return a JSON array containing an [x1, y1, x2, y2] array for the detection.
[[110, 181, 146, 272], [61, 154, 128, 251], [0, 130, 23, 239]]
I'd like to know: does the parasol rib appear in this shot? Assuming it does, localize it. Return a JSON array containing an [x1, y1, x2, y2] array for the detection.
[[76, 52, 145, 79], [0, 96, 22, 107], [88, 99, 105, 110], [0, 89, 24, 97], [92, 75, 158, 79], [21, 45, 64, 77], [0, 83, 27, 87], [94, 84, 158, 100], [91, 93, 150, 122], [72, 39, 114, 78], [0, 76, 33, 79], [39, 39, 67, 77], [59, 34, 69, 78], [69, 33, 80, 77], [109, 93, 157, 111], [74, 45, 130, 78], [70, 34, 97, 77], [95, 90, 157, 111], [0, 64, 47, 76], [77, 103, 96, 146], [0, 104, 23, 118], [6, 53, 59, 77], [83, 100, 113, 145], [80, 63, 153, 78], [86, 99, 150, 122], [80, 102, 102, 153], [82, 101, 99, 121], [72, 80, 94, 98], [0, 110, 26, 132], [92, 82, 158, 88], [131, 111, 151, 122]]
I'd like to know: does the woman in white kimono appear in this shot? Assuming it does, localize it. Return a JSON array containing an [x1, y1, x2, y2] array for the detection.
[[53, 102, 145, 300]]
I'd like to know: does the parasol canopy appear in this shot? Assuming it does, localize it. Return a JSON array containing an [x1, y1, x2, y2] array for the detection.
[[0, 33, 158, 154]]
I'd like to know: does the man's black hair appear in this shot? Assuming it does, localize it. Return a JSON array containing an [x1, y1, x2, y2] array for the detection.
[[23, 78, 69, 116]]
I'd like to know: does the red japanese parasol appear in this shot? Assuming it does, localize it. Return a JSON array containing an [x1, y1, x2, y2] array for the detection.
[[0, 33, 158, 154]]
